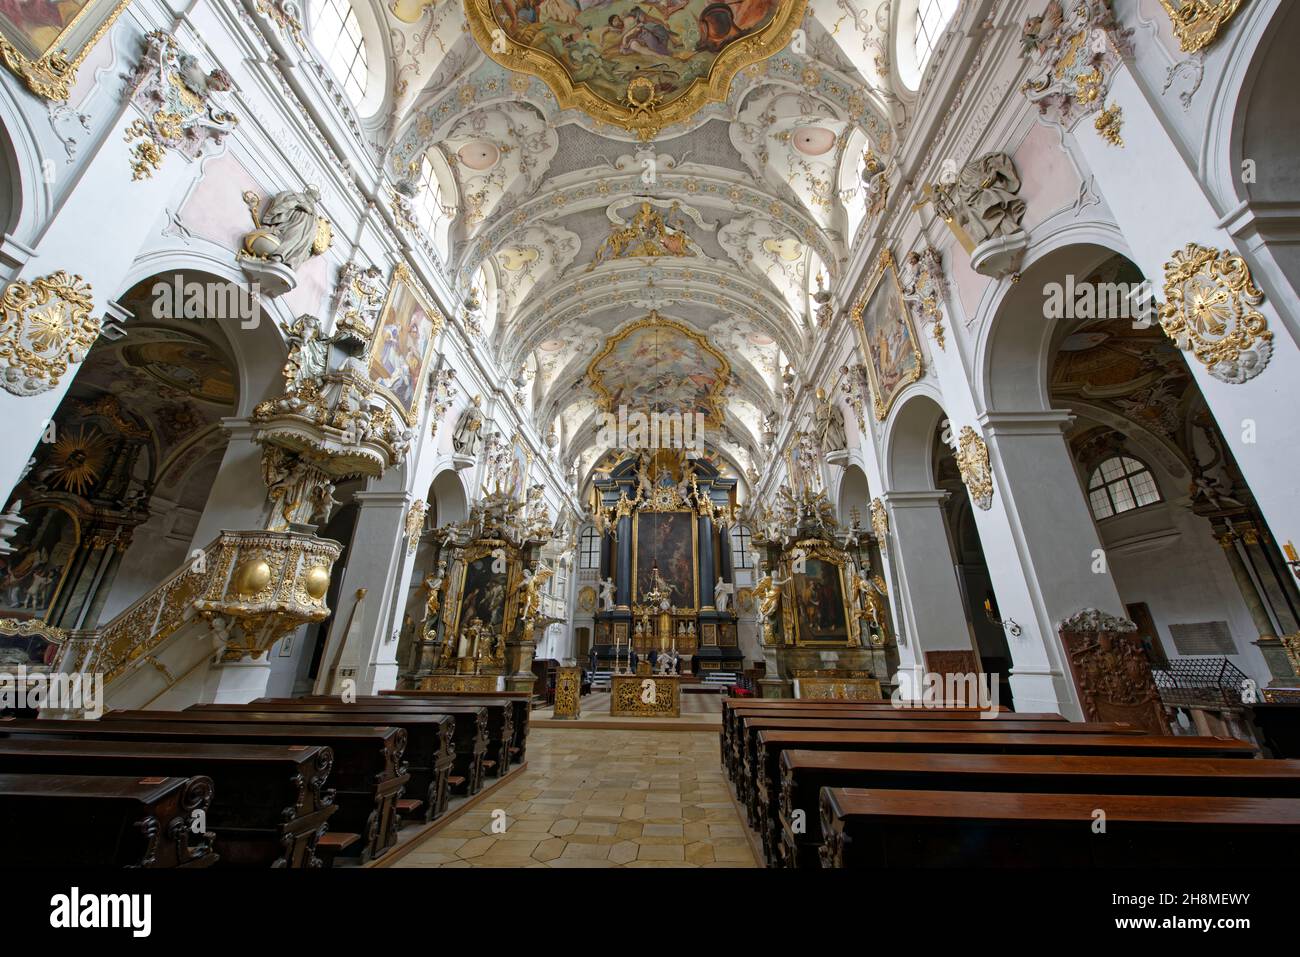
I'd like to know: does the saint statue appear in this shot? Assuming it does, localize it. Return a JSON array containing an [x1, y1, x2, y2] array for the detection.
[[255, 186, 325, 269], [714, 576, 734, 614], [283, 314, 328, 394], [598, 577, 616, 611], [453, 395, 484, 455], [953, 153, 1027, 245], [422, 561, 446, 623], [814, 388, 848, 453]]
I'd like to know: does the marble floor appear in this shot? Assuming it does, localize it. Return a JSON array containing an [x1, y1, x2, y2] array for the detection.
[[389, 727, 758, 868]]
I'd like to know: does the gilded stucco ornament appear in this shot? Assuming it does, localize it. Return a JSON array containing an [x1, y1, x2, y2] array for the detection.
[[956, 426, 994, 511], [406, 499, 428, 554], [1158, 1, 1248, 54], [124, 32, 238, 182], [1094, 103, 1124, 147], [1021, 1, 1133, 130], [0, 271, 99, 396], [899, 247, 948, 351], [1159, 243, 1272, 383], [869, 497, 888, 541]]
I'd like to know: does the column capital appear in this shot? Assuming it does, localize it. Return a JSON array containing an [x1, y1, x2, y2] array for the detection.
[[353, 490, 413, 507], [978, 409, 1074, 436], [883, 490, 948, 509]]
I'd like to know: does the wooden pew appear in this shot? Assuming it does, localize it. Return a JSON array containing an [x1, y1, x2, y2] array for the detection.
[[0, 718, 406, 864], [723, 708, 1066, 782], [341, 694, 517, 772], [381, 690, 532, 764], [0, 738, 336, 867], [736, 717, 1138, 820], [779, 750, 1300, 868], [264, 694, 509, 781], [0, 773, 217, 868], [748, 728, 1257, 855], [720, 702, 1032, 780], [186, 704, 462, 819], [818, 787, 1300, 868]]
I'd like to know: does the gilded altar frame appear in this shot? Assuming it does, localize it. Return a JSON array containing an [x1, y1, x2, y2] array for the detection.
[[780, 540, 859, 647], [632, 508, 699, 609], [851, 251, 924, 422], [443, 539, 525, 653], [0, 0, 132, 101], [364, 263, 444, 426], [462, 0, 809, 136]]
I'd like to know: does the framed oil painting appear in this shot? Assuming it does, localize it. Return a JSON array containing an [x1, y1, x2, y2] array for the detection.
[[852, 251, 923, 421], [453, 551, 508, 636], [0, 0, 132, 101], [508, 432, 531, 502], [633, 510, 697, 609], [0, 503, 79, 622], [787, 551, 852, 645], [366, 264, 442, 425]]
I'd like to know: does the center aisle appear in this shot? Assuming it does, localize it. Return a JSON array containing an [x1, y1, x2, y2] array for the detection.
[[388, 727, 758, 868]]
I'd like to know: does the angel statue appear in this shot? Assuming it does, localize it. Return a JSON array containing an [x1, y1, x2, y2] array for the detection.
[[814, 388, 848, 454], [422, 561, 447, 623], [282, 314, 328, 394], [453, 395, 485, 455], [518, 562, 554, 632]]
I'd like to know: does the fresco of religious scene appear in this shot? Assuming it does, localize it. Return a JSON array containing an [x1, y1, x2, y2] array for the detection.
[[369, 278, 437, 418], [635, 511, 695, 608], [589, 317, 728, 424], [0, 506, 79, 621], [859, 264, 921, 415], [0, 0, 84, 57], [492, 0, 780, 107], [792, 558, 849, 643], [455, 555, 508, 636]]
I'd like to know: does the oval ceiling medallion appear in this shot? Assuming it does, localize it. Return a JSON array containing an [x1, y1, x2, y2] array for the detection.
[[458, 141, 500, 170], [539, 339, 565, 352], [792, 127, 836, 156]]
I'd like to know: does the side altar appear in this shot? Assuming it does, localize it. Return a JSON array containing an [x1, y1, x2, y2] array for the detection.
[[586, 451, 744, 676]]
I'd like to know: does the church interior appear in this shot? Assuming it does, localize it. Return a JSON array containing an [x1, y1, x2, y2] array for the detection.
[[0, 0, 1298, 918]]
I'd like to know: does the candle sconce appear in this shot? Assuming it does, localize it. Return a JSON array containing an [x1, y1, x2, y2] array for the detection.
[[984, 598, 1022, 638]]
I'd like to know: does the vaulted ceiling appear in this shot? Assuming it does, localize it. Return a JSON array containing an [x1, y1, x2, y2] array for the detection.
[[350, 0, 920, 492]]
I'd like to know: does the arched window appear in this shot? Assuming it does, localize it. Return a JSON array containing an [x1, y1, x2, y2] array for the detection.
[[914, 0, 959, 73], [579, 527, 600, 570], [312, 0, 369, 105], [416, 153, 448, 229], [1087, 455, 1162, 520], [731, 524, 755, 569]]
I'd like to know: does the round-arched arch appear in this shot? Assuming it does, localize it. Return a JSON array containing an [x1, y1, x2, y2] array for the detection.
[[975, 235, 1129, 414], [884, 388, 947, 492], [836, 463, 871, 524], [430, 468, 468, 525]]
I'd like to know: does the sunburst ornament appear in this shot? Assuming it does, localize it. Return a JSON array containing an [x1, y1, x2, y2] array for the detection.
[[45, 426, 111, 497]]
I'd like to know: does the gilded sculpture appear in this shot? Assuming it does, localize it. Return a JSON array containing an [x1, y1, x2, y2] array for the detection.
[[0, 270, 99, 397], [956, 426, 994, 511]]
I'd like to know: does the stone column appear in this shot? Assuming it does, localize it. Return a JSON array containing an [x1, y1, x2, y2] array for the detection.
[[615, 513, 633, 608], [697, 512, 716, 609], [971, 411, 1128, 718], [314, 489, 411, 694], [882, 490, 975, 700]]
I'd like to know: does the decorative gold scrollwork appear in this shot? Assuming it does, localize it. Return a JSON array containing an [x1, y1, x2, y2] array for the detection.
[[1159, 243, 1271, 383], [1095, 103, 1124, 147], [0, 271, 99, 396], [956, 426, 994, 511], [869, 497, 888, 541], [1158, 1, 1248, 54]]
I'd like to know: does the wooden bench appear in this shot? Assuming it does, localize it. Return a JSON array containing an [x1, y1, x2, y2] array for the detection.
[[779, 749, 1300, 868], [0, 773, 217, 868], [736, 717, 1138, 820], [336, 694, 517, 772], [250, 696, 488, 790], [186, 704, 460, 820], [0, 738, 336, 868], [818, 787, 1300, 867], [748, 728, 1258, 855], [723, 708, 1067, 782], [381, 690, 532, 764], [0, 718, 406, 864], [721, 703, 1032, 780]]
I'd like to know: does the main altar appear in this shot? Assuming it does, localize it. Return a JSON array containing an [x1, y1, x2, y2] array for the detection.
[[587, 450, 745, 678]]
